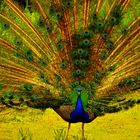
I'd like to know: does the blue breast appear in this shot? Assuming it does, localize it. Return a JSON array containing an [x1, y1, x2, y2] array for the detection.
[[70, 97, 89, 122]]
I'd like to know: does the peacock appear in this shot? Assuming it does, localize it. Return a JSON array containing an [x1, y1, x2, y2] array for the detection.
[[0, 0, 140, 139]]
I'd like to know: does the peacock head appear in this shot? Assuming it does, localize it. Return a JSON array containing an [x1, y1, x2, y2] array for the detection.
[[77, 87, 82, 96]]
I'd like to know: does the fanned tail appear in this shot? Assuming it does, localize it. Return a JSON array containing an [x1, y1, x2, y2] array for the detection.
[[0, 0, 140, 116]]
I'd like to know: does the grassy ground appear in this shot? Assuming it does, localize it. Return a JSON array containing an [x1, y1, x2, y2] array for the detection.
[[0, 105, 140, 140]]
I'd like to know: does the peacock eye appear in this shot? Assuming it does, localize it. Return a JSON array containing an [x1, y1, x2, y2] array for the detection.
[[74, 60, 80, 66], [42, 61, 45, 64], [78, 49, 84, 55], [102, 33, 109, 40], [45, 79, 49, 83], [124, 78, 133, 85], [56, 75, 61, 81], [81, 39, 91, 48], [72, 51, 78, 57], [122, 29, 128, 34], [111, 18, 115, 21], [16, 42, 20, 45], [27, 55, 33, 61], [39, 20, 44, 26], [56, 41, 64, 50], [96, 22, 104, 30], [131, 82, 137, 87], [46, 26, 51, 32], [94, 14, 97, 16], [83, 30, 92, 38], [109, 17, 117, 25], [40, 59, 46, 66], [15, 53, 20, 57], [60, 61, 67, 69], [57, 14, 61, 18], [57, 44, 62, 50], [81, 60, 86, 65], [47, 27, 50, 30], [123, 29, 127, 32], [28, 56, 32, 59], [76, 70, 81, 74], [58, 44, 61, 48], [109, 67, 113, 71], [84, 40, 89, 45], [3, 23, 10, 29], [63, 0, 74, 8], [98, 23, 103, 27], [3, 91, 13, 99], [56, 13, 62, 20], [41, 75, 45, 78], [84, 31, 88, 35], [16, 41, 22, 46], [84, 40, 88, 44], [101, 50, 108, 59], [39, 72, 45, 79], [95, 73, 99, 78], [66, 1, 71, 7], [101, 55, 106, 59], [93, 13, 97, 19]]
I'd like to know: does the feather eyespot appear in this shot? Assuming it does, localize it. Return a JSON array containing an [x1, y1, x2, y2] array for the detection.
[[15, 41, 22, 46], [3, 23, 10, 29], [46, 26, 51, 33], [101, 55, 107, 60], [122, 29, 128, 35], [27, 55, 33, 61], [41, 75, 45, 79], [93, 13, 98, 19], [56, 13, 62, 20], [39, 19, 45, 26], [83, 40, 90, 46]]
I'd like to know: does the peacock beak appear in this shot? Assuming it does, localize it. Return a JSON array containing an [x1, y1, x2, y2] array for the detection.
[[78, 92, 81, 96]]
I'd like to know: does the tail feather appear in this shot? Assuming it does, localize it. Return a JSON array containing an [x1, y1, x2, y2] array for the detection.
[[0, 0, 140, 116]]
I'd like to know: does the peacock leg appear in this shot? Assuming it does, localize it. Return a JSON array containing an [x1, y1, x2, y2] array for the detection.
[[82, 123, 85, 140], [66, 122, 71, 140]]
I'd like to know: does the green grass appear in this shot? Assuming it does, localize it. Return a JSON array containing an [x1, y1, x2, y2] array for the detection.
[[54, 128, 66, 140], [0, 105, 140, 140], [18, 127, 33, 140]]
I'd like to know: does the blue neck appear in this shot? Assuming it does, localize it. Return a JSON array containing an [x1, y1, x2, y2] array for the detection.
[[75, 96, 84, 114], [70, 96, 89, 122]]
